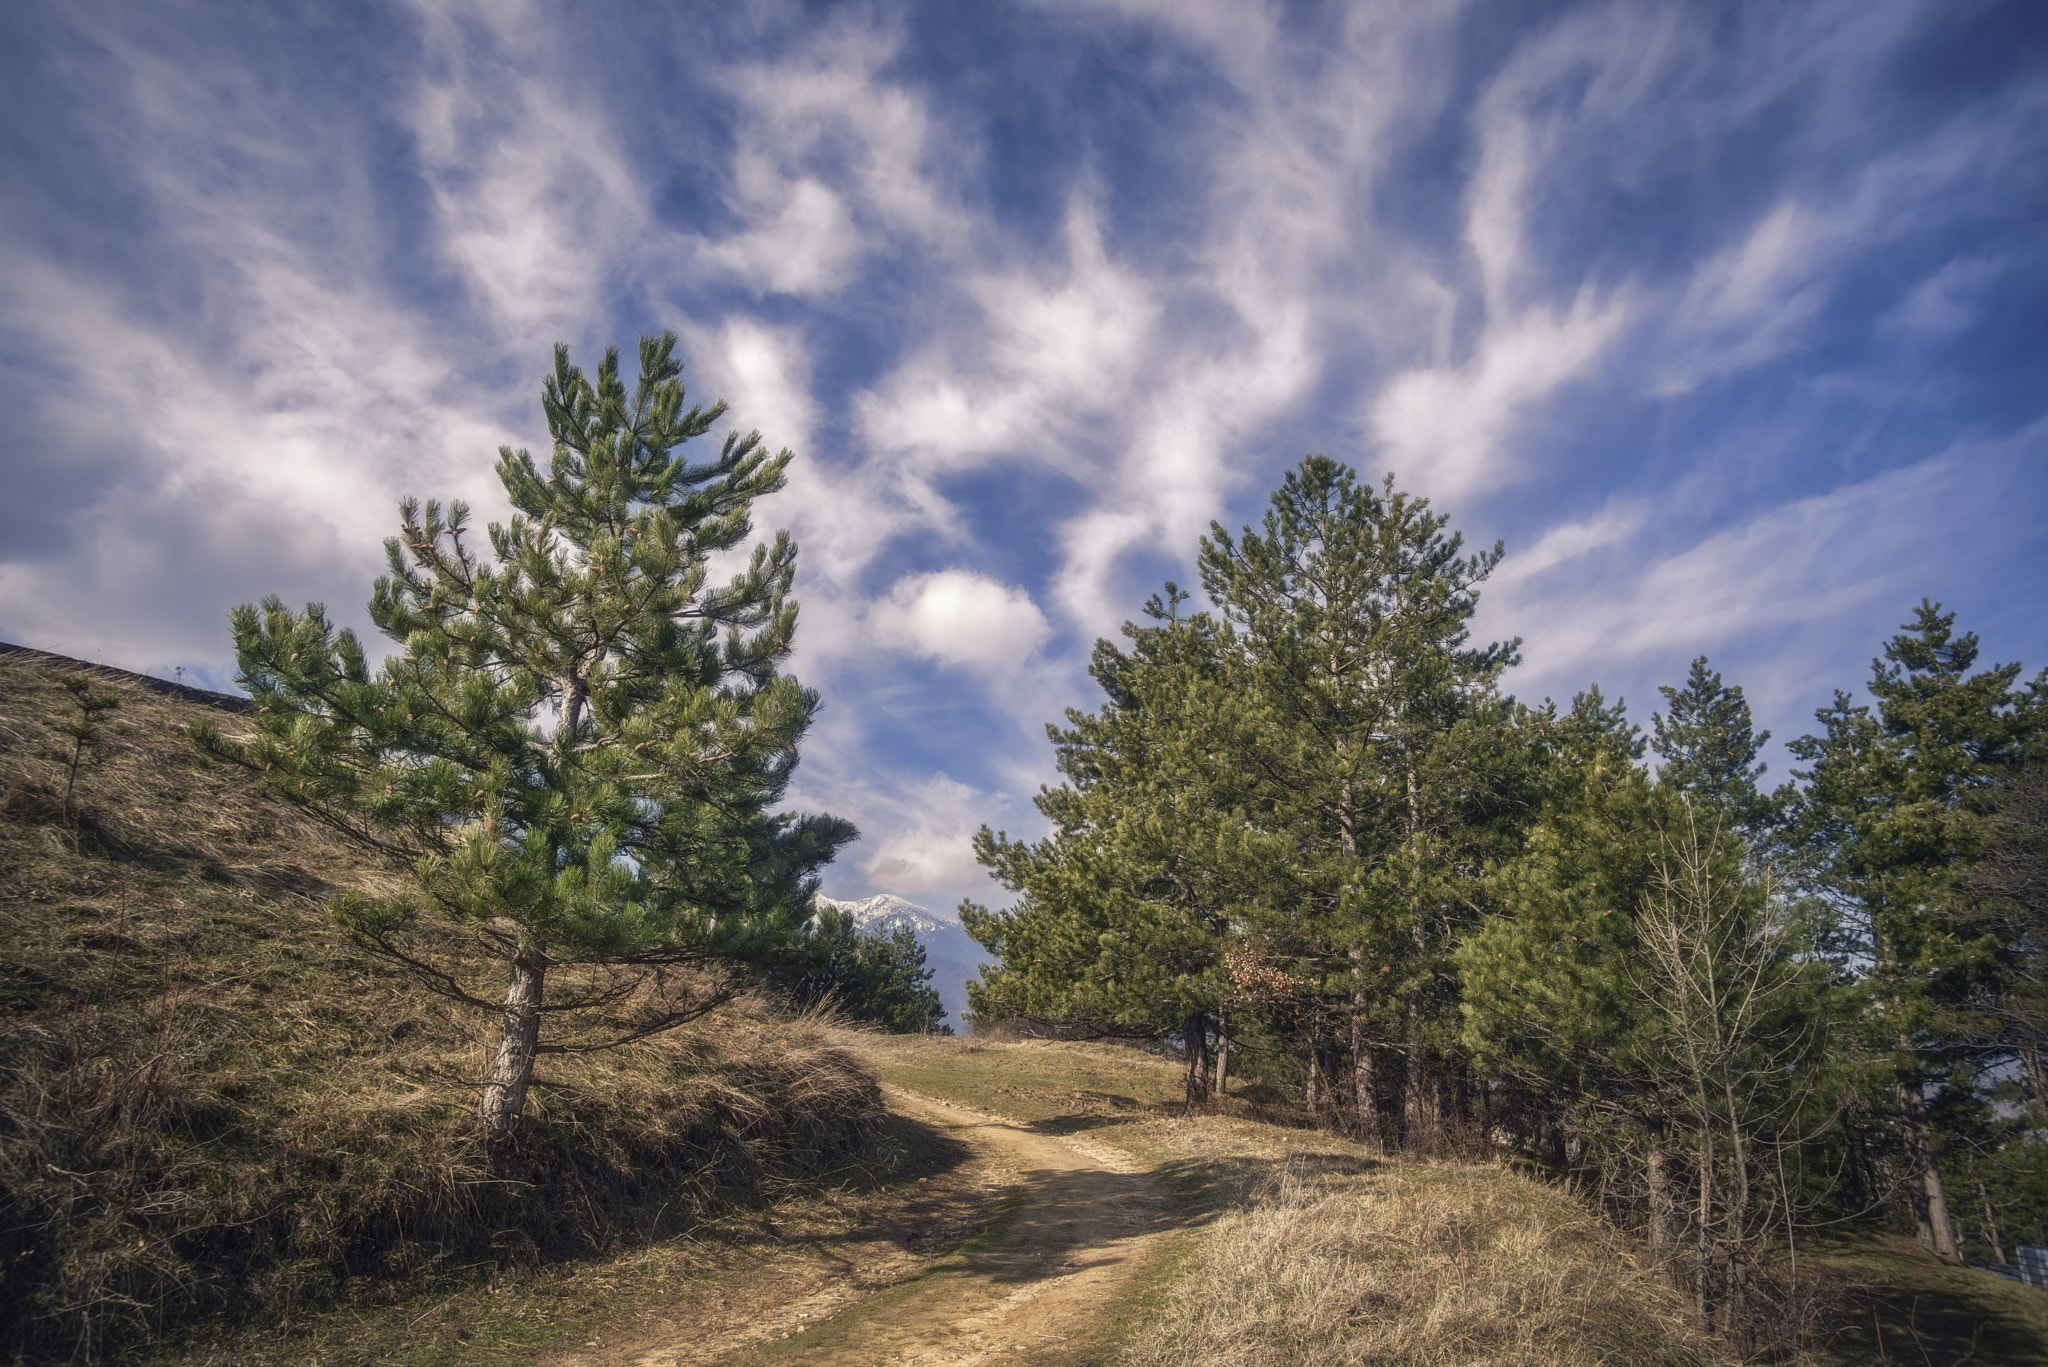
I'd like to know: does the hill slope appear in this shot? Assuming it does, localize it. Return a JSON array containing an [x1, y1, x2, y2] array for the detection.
[[0, 651, 883, 1364]]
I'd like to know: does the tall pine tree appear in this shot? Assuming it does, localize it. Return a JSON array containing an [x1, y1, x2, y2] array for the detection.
[[1196, 458, 1519, 1144], [964, 590, 1243, 1113], [197, 335, 856, 1143], [1791, 601, 2043, 1258]]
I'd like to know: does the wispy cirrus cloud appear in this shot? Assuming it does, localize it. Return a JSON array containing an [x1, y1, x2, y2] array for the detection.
[[0, 0, 2040, 919]]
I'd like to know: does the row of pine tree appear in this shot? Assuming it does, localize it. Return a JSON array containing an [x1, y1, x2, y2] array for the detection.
[[205, 334, 2041, 1340], [961, 456, 2046, 1338]]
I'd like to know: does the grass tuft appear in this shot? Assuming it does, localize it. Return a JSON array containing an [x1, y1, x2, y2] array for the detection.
[[1121, 1156, 1722, 1367]]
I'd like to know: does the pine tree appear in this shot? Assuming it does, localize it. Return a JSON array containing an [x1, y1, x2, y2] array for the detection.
[[1790, 601, 2042, 1258], [196, 334, 856, 1144], [43, 675, 121, 845], [1195, 458, 1520, 1145], [770, 909, 948, 1034], [1651, 656, 1779, 837], [1460, 752, 1678, 1254], [1462, 752, 1828, 1329], [963, 589, 1243, 1114]]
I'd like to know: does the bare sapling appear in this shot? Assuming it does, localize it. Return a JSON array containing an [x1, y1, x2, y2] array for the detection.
[[1629, 801, 1827, 1346]]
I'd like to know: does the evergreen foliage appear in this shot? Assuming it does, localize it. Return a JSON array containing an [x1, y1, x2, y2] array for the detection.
[[1651, 656, 1780, 836], [770, 908, 950, 1034], [1790, 601, 2046, 1258], [963, 451, 2044, 1315], [1459, 752, 1673, 1120], [43, 675, 121, 841], [964, 588, 1242, 1111], [196, 334, 856, 1143], [1193, 458, 1523, 1139]]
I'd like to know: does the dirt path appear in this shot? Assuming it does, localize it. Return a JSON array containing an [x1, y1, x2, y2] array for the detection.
[[579, 1087, 1179, 1367]]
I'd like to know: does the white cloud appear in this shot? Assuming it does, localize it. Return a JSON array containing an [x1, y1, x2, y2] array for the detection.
[[1652, 83, 2042, 393], [1488, 435, 2038, 697], [0, 241, 514, 670], [1881, 256, 2003, 336], [1372, 287, 1632, 498], [704, 175, 862, 296], [1495, 499, 1647, 584], [857, 202, 1161, 478], [409, 3, 648, 333], [873, 570, 1054, 674], [856, 772, 1005, 903], [1363, 3, 1684, 498], [706, 317, 818, 457], [696, 11, 968, 299]]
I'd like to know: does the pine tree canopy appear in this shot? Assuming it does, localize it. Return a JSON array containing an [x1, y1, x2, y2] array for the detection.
[[1792, 602, 2043, 1000], [770, 907, 948, 1034], [195, 333, 856, 1140], [1194, 459, 1524, 1045], [963, 588, 1240, 1055]]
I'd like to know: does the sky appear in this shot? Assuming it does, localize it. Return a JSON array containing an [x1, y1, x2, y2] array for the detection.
[[2, 0, 2044, 920]]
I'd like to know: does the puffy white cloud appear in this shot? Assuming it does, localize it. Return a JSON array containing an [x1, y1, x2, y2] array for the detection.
[[872, 570, 1053, 674]]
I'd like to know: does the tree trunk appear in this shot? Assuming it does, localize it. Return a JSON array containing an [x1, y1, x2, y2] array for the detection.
[[481, 952, 546, 1145], [1403, 1045, 1436, 1153], [1721, 1120, 1751, 1346], [1645, 1113, 1675, 1281], [1306, 1033, 1324, 1114], [1695, 1132, 1716, 1332], [1183, 1011, 1210, 1116], [1898, 1069, 1961, 1261], [1214, 1007, 1231, 1097], [1976, 1172, 2006, 1265], [1350, 1009, 1381, 1150], [1400, 764, 1433, 1156]]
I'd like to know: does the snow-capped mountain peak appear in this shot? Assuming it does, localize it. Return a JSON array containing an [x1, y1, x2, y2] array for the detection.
[[814, 893, 957, 938], [813, 893, 984, 1027]]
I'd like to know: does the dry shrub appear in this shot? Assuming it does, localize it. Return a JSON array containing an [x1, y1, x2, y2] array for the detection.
[[1124, 1158, 1725, 1367], [0, 654, 884, 1362]]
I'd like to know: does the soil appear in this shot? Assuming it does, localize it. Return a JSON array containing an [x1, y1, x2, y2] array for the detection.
[[550, 1087, 1179, 1367]]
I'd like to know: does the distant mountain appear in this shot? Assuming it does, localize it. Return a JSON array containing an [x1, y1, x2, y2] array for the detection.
[[814, 892, 990, 1029]]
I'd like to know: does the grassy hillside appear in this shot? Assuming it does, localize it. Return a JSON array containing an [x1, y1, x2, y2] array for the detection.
[[0, 651, 884, 1364], [1806, 1231, 2048, 1366], [864, 1037, 1723, 1367], [865, 1036, 2048, 1367]]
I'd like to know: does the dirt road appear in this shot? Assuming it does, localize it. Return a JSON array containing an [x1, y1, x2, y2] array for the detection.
[[583, 1088, 1179, 1367]]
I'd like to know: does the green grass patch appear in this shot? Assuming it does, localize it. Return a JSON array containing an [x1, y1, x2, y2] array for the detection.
[[863, 1036, 1186, 1126], [1805, 1231, 2048, 1367]]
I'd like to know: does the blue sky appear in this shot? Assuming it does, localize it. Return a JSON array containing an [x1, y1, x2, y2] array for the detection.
[[3, 0, 2044, 917]]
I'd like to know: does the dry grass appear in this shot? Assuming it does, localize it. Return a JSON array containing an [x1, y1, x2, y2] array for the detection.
[[0, 653, 885, 1363], [1121, 1157, 1724, 1367], [860, 1036, 1727, 1367]]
